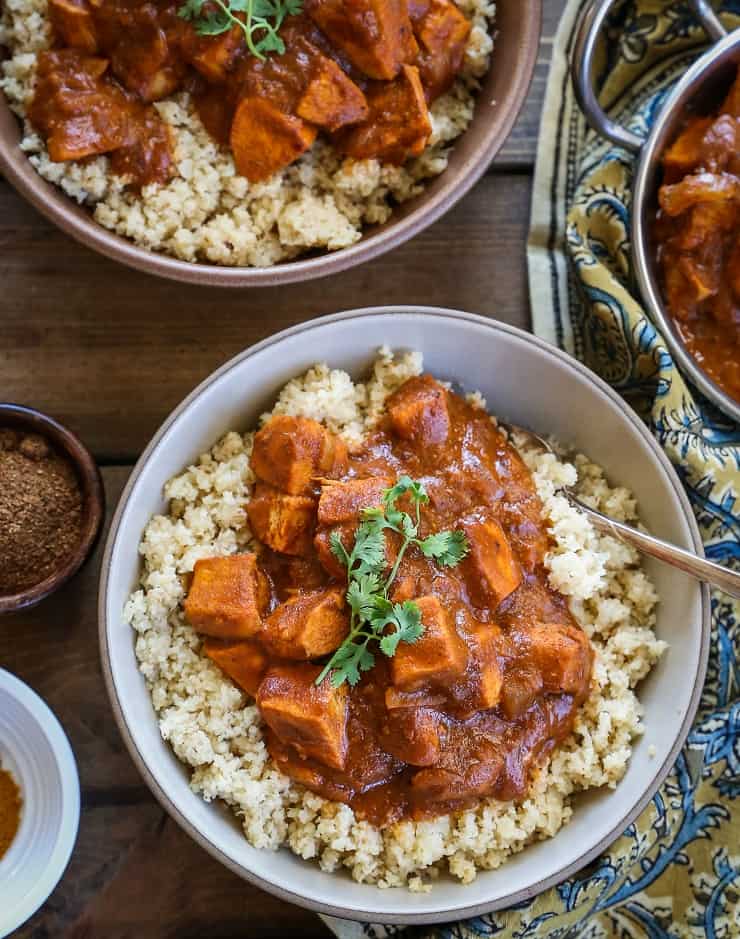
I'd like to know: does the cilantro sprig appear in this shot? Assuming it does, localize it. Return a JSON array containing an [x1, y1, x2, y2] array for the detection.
[[178, 0, 302, 61], [315, 476, 469, 688]]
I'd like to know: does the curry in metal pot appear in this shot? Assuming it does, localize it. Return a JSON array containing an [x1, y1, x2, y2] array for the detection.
[[29, 0, 471, 187], [183, 376, 594, 826], [654, 68, 740, 404]]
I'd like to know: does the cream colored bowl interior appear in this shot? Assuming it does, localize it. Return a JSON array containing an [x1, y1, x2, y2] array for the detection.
[[100, 307, 709, 924]]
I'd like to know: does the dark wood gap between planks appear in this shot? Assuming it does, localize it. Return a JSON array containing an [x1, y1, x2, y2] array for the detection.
[[1, 172, 533, 465]]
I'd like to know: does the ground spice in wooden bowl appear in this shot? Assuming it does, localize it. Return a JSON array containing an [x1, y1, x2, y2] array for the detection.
[[0, 765, 22, 860], [0, 428, 83, 596]]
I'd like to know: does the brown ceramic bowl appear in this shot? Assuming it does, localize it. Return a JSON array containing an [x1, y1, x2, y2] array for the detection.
[[0, 3, 541, 286], [0, 404, 105, 614]]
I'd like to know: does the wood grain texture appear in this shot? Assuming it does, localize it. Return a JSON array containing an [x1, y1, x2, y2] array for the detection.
[[0, 172, 532, 462], [493, 0, 563, 170]]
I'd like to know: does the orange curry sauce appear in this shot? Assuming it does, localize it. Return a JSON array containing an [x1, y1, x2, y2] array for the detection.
[[184, 376, 594, 826], [29, 0, 471, 188], [654, 69, 740, 404]]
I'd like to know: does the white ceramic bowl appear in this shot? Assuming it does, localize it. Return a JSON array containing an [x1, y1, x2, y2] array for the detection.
[[0, 670, 80, 938], [99, 307, 710, 924]]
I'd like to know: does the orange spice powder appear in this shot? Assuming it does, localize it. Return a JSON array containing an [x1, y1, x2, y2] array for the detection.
[[0, 766, 22, 859]]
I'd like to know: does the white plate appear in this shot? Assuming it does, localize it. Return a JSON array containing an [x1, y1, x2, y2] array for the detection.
[[99, 307, 710, 924], [0, 670, 80, 938]]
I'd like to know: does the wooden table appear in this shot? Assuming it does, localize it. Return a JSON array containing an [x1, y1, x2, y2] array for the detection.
[[1, 2, 563, 932]]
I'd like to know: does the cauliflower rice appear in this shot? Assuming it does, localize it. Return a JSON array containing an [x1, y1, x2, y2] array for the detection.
[[0, 0, 494, 266], [123, 349, 666, 888]]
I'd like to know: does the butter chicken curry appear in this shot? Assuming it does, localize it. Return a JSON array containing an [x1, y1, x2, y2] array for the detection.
[[183, 376, 594, 825], [29, 0, 472, 187], [654, 68, 740, 404]]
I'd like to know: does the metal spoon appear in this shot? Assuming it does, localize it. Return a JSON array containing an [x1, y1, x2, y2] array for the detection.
[[500, 422, 740, 600]]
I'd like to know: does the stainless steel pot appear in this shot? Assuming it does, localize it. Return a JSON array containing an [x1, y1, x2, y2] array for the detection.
[[571, 0, 740, 424]]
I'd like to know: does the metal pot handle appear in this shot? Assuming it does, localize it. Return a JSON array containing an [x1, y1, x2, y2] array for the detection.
[[690, 0, 728, 41], [571, 0, 729, 153]]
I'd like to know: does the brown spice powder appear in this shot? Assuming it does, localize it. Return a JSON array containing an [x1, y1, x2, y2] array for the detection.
[[0, 428, 83, 595], [0, 765, 22, 859]]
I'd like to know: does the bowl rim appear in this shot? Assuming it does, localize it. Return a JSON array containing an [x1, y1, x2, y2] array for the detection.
[[0, 668, 80, 937], [631, 28, 740, 425], [98, 306, 711, 924], [0, 403, 105, 615], [0, 0, 541, 288]]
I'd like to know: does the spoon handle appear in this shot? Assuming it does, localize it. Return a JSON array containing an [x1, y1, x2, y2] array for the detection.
[[566, 493, 740, 600]]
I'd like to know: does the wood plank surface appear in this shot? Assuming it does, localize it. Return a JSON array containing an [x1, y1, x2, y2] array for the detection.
[[493, 0, 563, 169], [0, 172, 532, 463]]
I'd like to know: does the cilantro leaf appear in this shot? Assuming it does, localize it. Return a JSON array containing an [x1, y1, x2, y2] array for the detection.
[[347, 572, 383, 619], [378, 601, 423, 657], [359, 506, 387, 533], [400, 513, 417, 538], [351, 523, 386, 574], [178, 0, 301, 59], [316, 476, 468, 689], [383, 475, 428, 509], [326, 638, 375, 688], [197, 10, 231, 33], [418, 529, 469, 566], [178, 0, 204, 19], [329, 530, 350, 568]]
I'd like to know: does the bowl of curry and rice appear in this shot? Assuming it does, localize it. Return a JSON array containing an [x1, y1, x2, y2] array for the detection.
[[0, 0, 539, 284], [99, 306, 709, 923]]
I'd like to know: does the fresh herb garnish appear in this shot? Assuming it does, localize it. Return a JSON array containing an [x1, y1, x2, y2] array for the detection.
[[316, 476, 469, 688], [178, 0, 303, 61]]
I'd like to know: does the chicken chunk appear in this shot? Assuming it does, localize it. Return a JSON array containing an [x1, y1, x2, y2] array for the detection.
[[460, 513, 522, 607], [386, 374, 450, 444], [193, 84, 236, 145], [528, 623, 593, 695], [184, 554, 266, 639], [410, 736, 503, 802], [247, 482, 317, 556], [659, 172, 740, 217], [48, 0, 98, 53], [270, 555, 329, 598], [257, 663, 349, 770], [107, 15, 182, 102], [378, 706, 442, 766], [296, 54, 369, 131], [499, 663, 543, 719], [661, 117, 713, 180], [462, 626, 503, 711], [203, 638, 269, 697], [390, 596, 467, 690], [182, 23, 243, 83], [317, 475, 392, 525], [230, 97, 317, 183], [410, 0, 471, 102], [335, 64, 431, 163], [305, 0, 418, 80], [260, 587, 349, 659], [29, 51, 130, 162], [252, 415, 349, 495]]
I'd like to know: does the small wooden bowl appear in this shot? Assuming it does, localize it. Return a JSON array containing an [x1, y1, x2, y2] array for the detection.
[[0, 404, 104, 614]]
